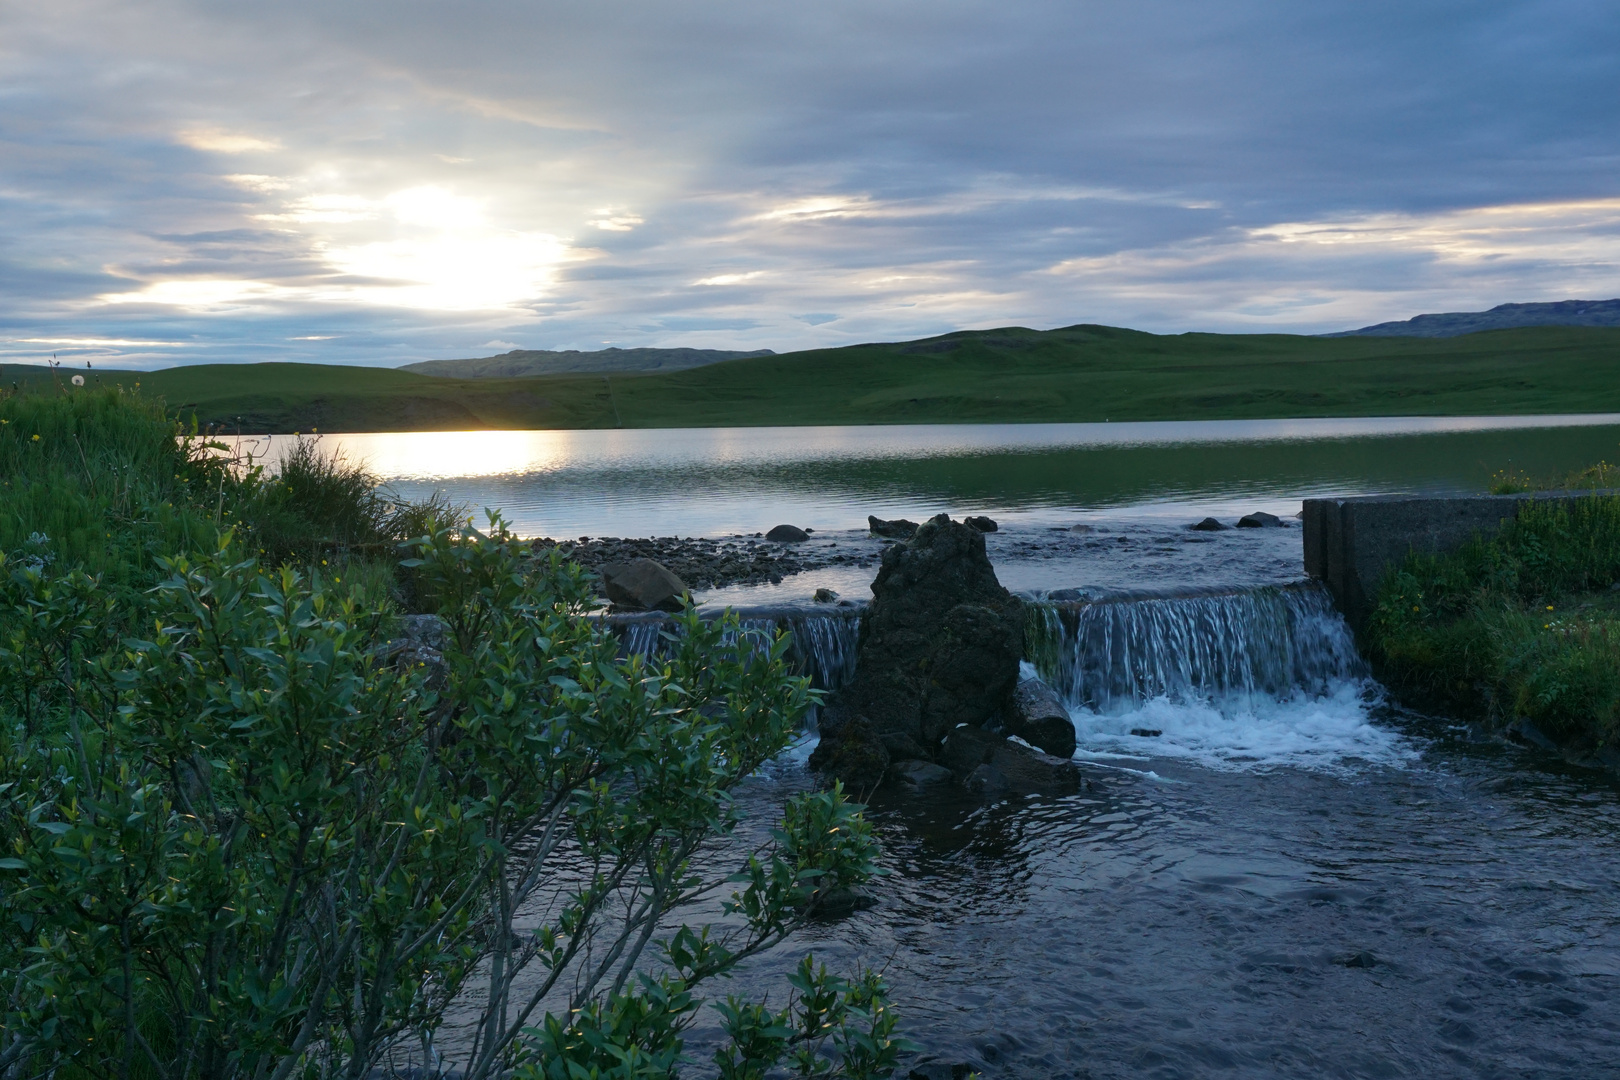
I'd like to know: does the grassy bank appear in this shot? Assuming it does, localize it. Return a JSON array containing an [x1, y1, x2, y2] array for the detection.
[[0, 384, 456, 595], [8, 322, 1620, 432], [1366, 493, 1620, 759]]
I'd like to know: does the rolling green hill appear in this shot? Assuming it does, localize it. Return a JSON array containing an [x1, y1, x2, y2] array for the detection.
[[7, 322, 1620, 432]]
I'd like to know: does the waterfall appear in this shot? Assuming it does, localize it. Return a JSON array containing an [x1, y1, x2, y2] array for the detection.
[[1025, 582, 1364, 712], [601, 606, 863, 693]]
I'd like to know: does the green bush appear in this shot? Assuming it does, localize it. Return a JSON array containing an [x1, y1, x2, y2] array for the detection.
[[1368, 493, 1620, 747], [0, 517, 904, 1080]]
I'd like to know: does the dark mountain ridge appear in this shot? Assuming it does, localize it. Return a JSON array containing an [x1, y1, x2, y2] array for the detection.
[[402, 346, 774, 378], [1329, 299, 1620, 338]]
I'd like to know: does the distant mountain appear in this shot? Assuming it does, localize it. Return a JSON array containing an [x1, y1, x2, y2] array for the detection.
[[1328, 299, 1620, 338], [401, 346, 775, 378]]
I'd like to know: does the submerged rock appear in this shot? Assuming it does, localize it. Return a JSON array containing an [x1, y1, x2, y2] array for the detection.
[[940, 723, 1084, 796], [868, 514, 920, 539], [808, 709, 889, 791], [1237, 511, 1284, 528], [1007, 677, 1078, 758], [766, 523, 810, 542], [600, 558, 689, 612], [813, 587, 840, 603], [963, 515, 998, 533], [813, 514, 1024, 786], [890, 758, 955, 790], [1190, 517, 1229, 531]]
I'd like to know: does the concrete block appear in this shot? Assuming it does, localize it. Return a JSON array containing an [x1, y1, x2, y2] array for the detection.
[[1302, 490, 1616, 632]]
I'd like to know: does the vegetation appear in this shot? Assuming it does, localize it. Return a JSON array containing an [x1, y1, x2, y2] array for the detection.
[[1367, 492, 1620, 754], [8, 322, 1620, 432], [0, 384, 905, 1079]]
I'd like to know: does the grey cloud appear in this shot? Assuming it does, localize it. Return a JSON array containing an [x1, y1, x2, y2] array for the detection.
[[1, 0, 1617, 366]]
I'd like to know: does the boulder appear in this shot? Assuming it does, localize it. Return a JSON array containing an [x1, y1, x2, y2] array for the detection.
[[599, 558, 689, 612], [1237, 511, 1283, 528], [940, 724, 1084, 796], [1007, 677, 1077, 758], [963, 515, 998, 533], [813, 587, 840, 603], [807, 708, 889, 790], [868, 515, 919, 539], [1190, 517, 1229, 531], [812, 514, 1024, 786], [766, 523, 810, 542], [890, 758, 955, 790]]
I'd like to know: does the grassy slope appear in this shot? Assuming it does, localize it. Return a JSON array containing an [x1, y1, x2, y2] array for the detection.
[[8, 323, 1620, 432]]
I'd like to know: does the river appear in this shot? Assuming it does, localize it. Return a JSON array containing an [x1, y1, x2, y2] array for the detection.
[[307, 417, 1619, 1078]]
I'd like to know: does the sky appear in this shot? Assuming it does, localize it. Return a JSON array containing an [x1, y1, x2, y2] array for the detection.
[[2, 0, 1618, 369]]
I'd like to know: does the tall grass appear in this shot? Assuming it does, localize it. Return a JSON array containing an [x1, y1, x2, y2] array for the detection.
[[0, 384, 461, 594], [1368, 493, 1620, 749]]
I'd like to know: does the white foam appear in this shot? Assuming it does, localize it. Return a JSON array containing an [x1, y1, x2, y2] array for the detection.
[[1067, 679, 1419, 772]]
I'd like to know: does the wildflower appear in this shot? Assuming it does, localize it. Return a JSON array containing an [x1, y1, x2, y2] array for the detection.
[[31, 434, 39, 441], [1547, 605, 1555, 611]]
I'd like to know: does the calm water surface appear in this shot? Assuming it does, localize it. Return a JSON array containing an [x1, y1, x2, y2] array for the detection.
[[246, 414, 1620, 538]]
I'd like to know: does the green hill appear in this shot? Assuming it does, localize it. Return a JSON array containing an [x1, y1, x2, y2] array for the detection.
[[400, 346, 774, 377], [7, 322, 1620, 432]]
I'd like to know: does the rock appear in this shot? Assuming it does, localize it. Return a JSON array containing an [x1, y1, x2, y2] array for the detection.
[[807, 710, 890, 791], [906, 1063, 978, 1080], [766, 524, 810, 542], [963, 515, 998, 533], [1190, 517, 1229, 531], [809, 886, 875, 918], [890, 758, 955, 790], [1237, 511, 1283, 528], [941, 724, 1084, 796], [1008, 677, 1077, 758], [1068, 523, 1095, 533], [385, 614, 448, 687], [599, 558, 689, 612], [868, 514, 920, 539], [813, 515, 1023, 786], [1130, 727, 1163, 737], [813, 587, 840, 603]]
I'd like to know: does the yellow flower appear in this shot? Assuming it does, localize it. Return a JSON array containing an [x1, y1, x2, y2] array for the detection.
[[31, 434, 39, 441], [1546, 605, 1555, 611]]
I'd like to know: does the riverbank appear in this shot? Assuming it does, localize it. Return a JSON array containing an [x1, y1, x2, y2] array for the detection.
[[1365, 491, 1620, 768], [8, 322, 1620, 432]]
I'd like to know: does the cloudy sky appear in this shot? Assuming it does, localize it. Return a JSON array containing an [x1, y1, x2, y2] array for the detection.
[[2, 0, 1618, 368]]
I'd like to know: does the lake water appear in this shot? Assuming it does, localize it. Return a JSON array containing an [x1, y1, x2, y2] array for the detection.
[[299, 417, 1620, 1078], [243, 414, 1620, 539]]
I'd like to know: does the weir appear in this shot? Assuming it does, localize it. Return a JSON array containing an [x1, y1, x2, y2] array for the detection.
[[601, 606, 863, 693], [601, 582, 1365, 712], [1025, 582, 1365, 712]]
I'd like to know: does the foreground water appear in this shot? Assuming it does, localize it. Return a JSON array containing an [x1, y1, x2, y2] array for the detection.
[[329, 418, 1619, 1077]]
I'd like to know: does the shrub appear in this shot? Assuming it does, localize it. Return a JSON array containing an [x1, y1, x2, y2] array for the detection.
[[0, 517, 903, 1080], [1367, 493, 1620, 748]]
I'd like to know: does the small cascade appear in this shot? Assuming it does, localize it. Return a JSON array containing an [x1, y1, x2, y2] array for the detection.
[[601, 606, 864, 693], [1026, 582, 1364, 711]]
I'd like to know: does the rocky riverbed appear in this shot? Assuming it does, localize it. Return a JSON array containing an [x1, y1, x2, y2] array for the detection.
[[528, 531, 889, 590]]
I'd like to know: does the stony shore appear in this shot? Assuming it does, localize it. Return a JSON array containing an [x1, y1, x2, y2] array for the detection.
[[528, 532, 886, 590]]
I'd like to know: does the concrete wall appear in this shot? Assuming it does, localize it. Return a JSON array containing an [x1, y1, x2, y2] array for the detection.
[[1302, 491, 1613, 632]]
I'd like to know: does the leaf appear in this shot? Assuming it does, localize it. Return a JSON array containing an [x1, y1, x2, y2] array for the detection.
[[0, 857, 27, 870]]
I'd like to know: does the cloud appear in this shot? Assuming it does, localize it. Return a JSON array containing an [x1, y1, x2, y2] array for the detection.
[[0, 0, 1617, 367]]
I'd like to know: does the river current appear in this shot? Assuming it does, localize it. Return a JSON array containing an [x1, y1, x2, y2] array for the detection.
[[315, 419, 1619, 1078]]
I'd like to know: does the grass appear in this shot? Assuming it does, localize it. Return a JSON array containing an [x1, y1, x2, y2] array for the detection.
[[0, 383, 461, 598], [1367, 493, 1620, 755], [7, 322, 1620, 432]]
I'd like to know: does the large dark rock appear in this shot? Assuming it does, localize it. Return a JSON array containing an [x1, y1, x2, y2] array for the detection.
[[1007, 677, 1077, 758], [812, 514, 1024, 786], [963, 515, 998, 533], [1237, 511, 1283, 528], [939, 723, 1084, 796], [1190, 516, 1229, 531], [807, 708, 889, 791], [599, 558, 688, 612], [868, 515, 919, 539], [765, 523, 810, 542]]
